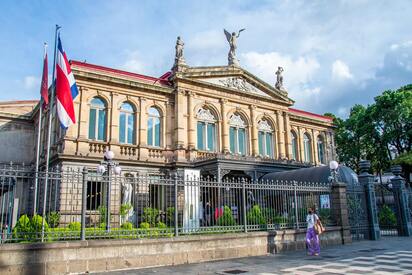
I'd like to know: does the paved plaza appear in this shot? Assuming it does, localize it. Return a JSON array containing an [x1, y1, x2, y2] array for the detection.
[[102, 237, 412, 275]]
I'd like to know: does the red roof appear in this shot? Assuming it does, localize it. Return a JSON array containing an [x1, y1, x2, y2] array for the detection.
[[70, 60, 171, 86], [289, 108, 333, 121]]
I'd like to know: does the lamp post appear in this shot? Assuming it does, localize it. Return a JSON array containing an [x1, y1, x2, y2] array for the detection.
[[97, 150, 122, 232], [329, 160, 339, 183]]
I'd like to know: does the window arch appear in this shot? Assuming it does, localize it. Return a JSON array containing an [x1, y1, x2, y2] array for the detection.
[[257, 119, 275, 158], [88, 97, 107, 141], [291, 130, 298, 160], [303, 133, 312, 162], [229, 113, 247, 155], [317, 135, 325, 164], [119, 102, 135, 144], [147, 107, 161, 147], [196, 107, 217, 151]]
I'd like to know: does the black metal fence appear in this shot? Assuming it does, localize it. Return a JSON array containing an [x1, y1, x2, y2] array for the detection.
[[375, 184, 399, 236], [346, 183, 370, 240], [0, 165, 333, 243]]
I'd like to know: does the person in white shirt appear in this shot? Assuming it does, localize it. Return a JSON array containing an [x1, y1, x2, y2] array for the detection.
[[306, 207, 320, 256]]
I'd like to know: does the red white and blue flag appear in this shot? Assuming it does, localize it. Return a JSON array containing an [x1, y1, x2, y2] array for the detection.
[[40, 45, 49, 109], [55, 35, 78, 128]]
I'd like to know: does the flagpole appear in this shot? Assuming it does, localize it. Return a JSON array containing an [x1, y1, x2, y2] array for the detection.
[[33, 43, 48, 216], [41, 25, 60, 242]]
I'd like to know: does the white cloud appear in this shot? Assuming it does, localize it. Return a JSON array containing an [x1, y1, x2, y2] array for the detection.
[[332, 60, 353, 80], [121, 51, 146, 74], [23, 76, 39, 90]]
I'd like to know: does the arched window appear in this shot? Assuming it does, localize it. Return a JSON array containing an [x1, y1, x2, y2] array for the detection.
[[196, 107, 216, 151], [303, 133, 312, 162], [119, 102, 135, 144], [229, 113, 247, 155], [147, 107, 161, 147], [88, 97, 107, 141], [291, 131, 298, 160], [317, 135, 325, 164], [257, 119, 274, 157]]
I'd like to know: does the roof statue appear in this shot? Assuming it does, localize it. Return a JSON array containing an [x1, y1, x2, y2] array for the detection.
[[275, 66, 285, 90], [224, 28, 245, 66], [172, 36, 186, 71]]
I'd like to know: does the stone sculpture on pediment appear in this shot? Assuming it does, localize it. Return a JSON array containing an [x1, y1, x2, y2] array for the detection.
[[224, 28, 245, 66], [275, 66, 284, 90]]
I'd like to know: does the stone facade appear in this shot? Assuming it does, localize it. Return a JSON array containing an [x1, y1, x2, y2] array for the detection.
[[32, 61, 335, 178]]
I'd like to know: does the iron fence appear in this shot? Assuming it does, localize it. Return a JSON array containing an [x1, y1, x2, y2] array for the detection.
[[375, 184, 398, 236], [346, 183, 370, 240], [0, 165, 333, 243]]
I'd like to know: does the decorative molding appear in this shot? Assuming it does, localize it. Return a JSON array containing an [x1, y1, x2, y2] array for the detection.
[[197, 108, 216, 122], [257, 120, 272, 132], [229, 114, 246, 128]]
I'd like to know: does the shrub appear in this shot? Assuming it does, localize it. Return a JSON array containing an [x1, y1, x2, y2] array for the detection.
[[120, 203, 133, 217], [318, 208, 332, 225], [139, 222, 150, 229], [379, 205, 397, 226], [99, 222, 107, 230], [166, 207, 175, 224], [12, 215, 32, 241], [121, 221, 133, 230], [46, 211, 60, 228], [272, 215, 289, 224], [142, 207, 159, 226], [246, 205, 266, 225], [98, 205, 107, 225], [216, 206, 236, 226], [68, 221, 81, 231], [157, 221, 166, 229]]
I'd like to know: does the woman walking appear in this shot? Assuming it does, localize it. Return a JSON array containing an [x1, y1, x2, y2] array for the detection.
[[306, 207, 320, 256]]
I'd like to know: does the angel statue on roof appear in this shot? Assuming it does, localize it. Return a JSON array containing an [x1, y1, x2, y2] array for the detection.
[[224, 28, 245, 66]]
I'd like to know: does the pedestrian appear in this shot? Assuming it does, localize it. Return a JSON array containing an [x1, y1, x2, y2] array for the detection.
[[306, 207, 320, 256]]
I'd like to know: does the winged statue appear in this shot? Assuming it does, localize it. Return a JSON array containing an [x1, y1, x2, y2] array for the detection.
[[224, 28, 245, 66]]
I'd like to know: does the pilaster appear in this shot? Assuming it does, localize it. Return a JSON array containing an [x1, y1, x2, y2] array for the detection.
[[250, 105, 258, 156], [139, 97, 148, 160], [187, 91, 196, 150], [284, 113, 292, 160], [312, 129, 318, 165], [220, 99, 229, 153], [276, 110, 285, 159]]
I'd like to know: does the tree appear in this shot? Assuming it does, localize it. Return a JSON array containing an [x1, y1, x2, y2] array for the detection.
[[333, 84, 411, 180]]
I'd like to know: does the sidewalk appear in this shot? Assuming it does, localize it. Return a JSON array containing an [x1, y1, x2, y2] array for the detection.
[[101, 237, 412, 275]]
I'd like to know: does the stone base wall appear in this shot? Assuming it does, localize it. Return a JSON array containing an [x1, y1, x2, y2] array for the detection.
[[0, 226, 345, 275]]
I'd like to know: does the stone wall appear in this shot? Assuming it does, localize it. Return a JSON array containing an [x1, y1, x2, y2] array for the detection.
[[0, 227, 344, 275]]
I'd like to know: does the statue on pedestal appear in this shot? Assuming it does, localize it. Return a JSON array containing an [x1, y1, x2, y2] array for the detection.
[[224, 28, 245, 66], [275, 66, 284, 90], [173, 36, 186, 67], [121, 180, 134, 224]]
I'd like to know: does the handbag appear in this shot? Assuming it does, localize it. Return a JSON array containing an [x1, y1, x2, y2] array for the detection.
[[314, 219, 325, 235]]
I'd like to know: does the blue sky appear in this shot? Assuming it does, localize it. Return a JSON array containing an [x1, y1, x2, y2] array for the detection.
[[1, 0, 411, 117]]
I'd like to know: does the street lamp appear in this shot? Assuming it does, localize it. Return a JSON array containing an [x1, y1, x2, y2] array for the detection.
[[96, 150, 122, 232], [329, 160, 339, 183]]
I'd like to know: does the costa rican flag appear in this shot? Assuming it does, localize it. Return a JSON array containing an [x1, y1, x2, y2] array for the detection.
[[55, 35, 78, 128]]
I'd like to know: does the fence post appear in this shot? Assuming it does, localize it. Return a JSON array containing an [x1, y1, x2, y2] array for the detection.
[[242, 178, 247, 233], [358, 160, 380, 240], [390, 165, 412, 236], [174, 174, 179, 237], [331, 180, 352, 244], [293, 181, 299, 229], [81, 167, 88, 241]]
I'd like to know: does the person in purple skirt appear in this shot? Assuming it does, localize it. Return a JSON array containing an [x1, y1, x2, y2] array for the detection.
[[306, 207, 320, 256]]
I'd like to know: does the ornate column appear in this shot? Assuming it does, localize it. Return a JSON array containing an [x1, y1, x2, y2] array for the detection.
[[324, 131, 330, 163], [78, 87, 89, 140], [139, 97, 148, 160], [284, 112, 292, 159], [276, 110, 286, 159], [298, 127, 304, 162], [312, 129, 318, 165], [165, 101, 173, 149], [220, 99, 229, 153], [110, 92, 120, 143], [250, 105, 258, 156], [390, 165, 412, 236], [187, 91, 196, 150], [358, 160, 380, 240], [174, 89, 187, 161]]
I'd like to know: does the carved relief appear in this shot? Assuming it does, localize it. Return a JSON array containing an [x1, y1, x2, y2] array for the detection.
[[197, 108, 216, 122], [257, 120, 272, 132], [229, 114, 246, 128]]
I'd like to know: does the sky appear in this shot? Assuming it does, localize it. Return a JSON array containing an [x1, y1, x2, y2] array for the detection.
[[1, 0, 411, 118]]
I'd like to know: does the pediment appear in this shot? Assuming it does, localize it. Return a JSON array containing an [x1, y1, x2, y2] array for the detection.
[[176, 66, 293, 105]]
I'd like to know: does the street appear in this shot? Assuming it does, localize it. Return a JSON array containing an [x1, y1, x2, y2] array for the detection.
[[101, 237, 412, 275]]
